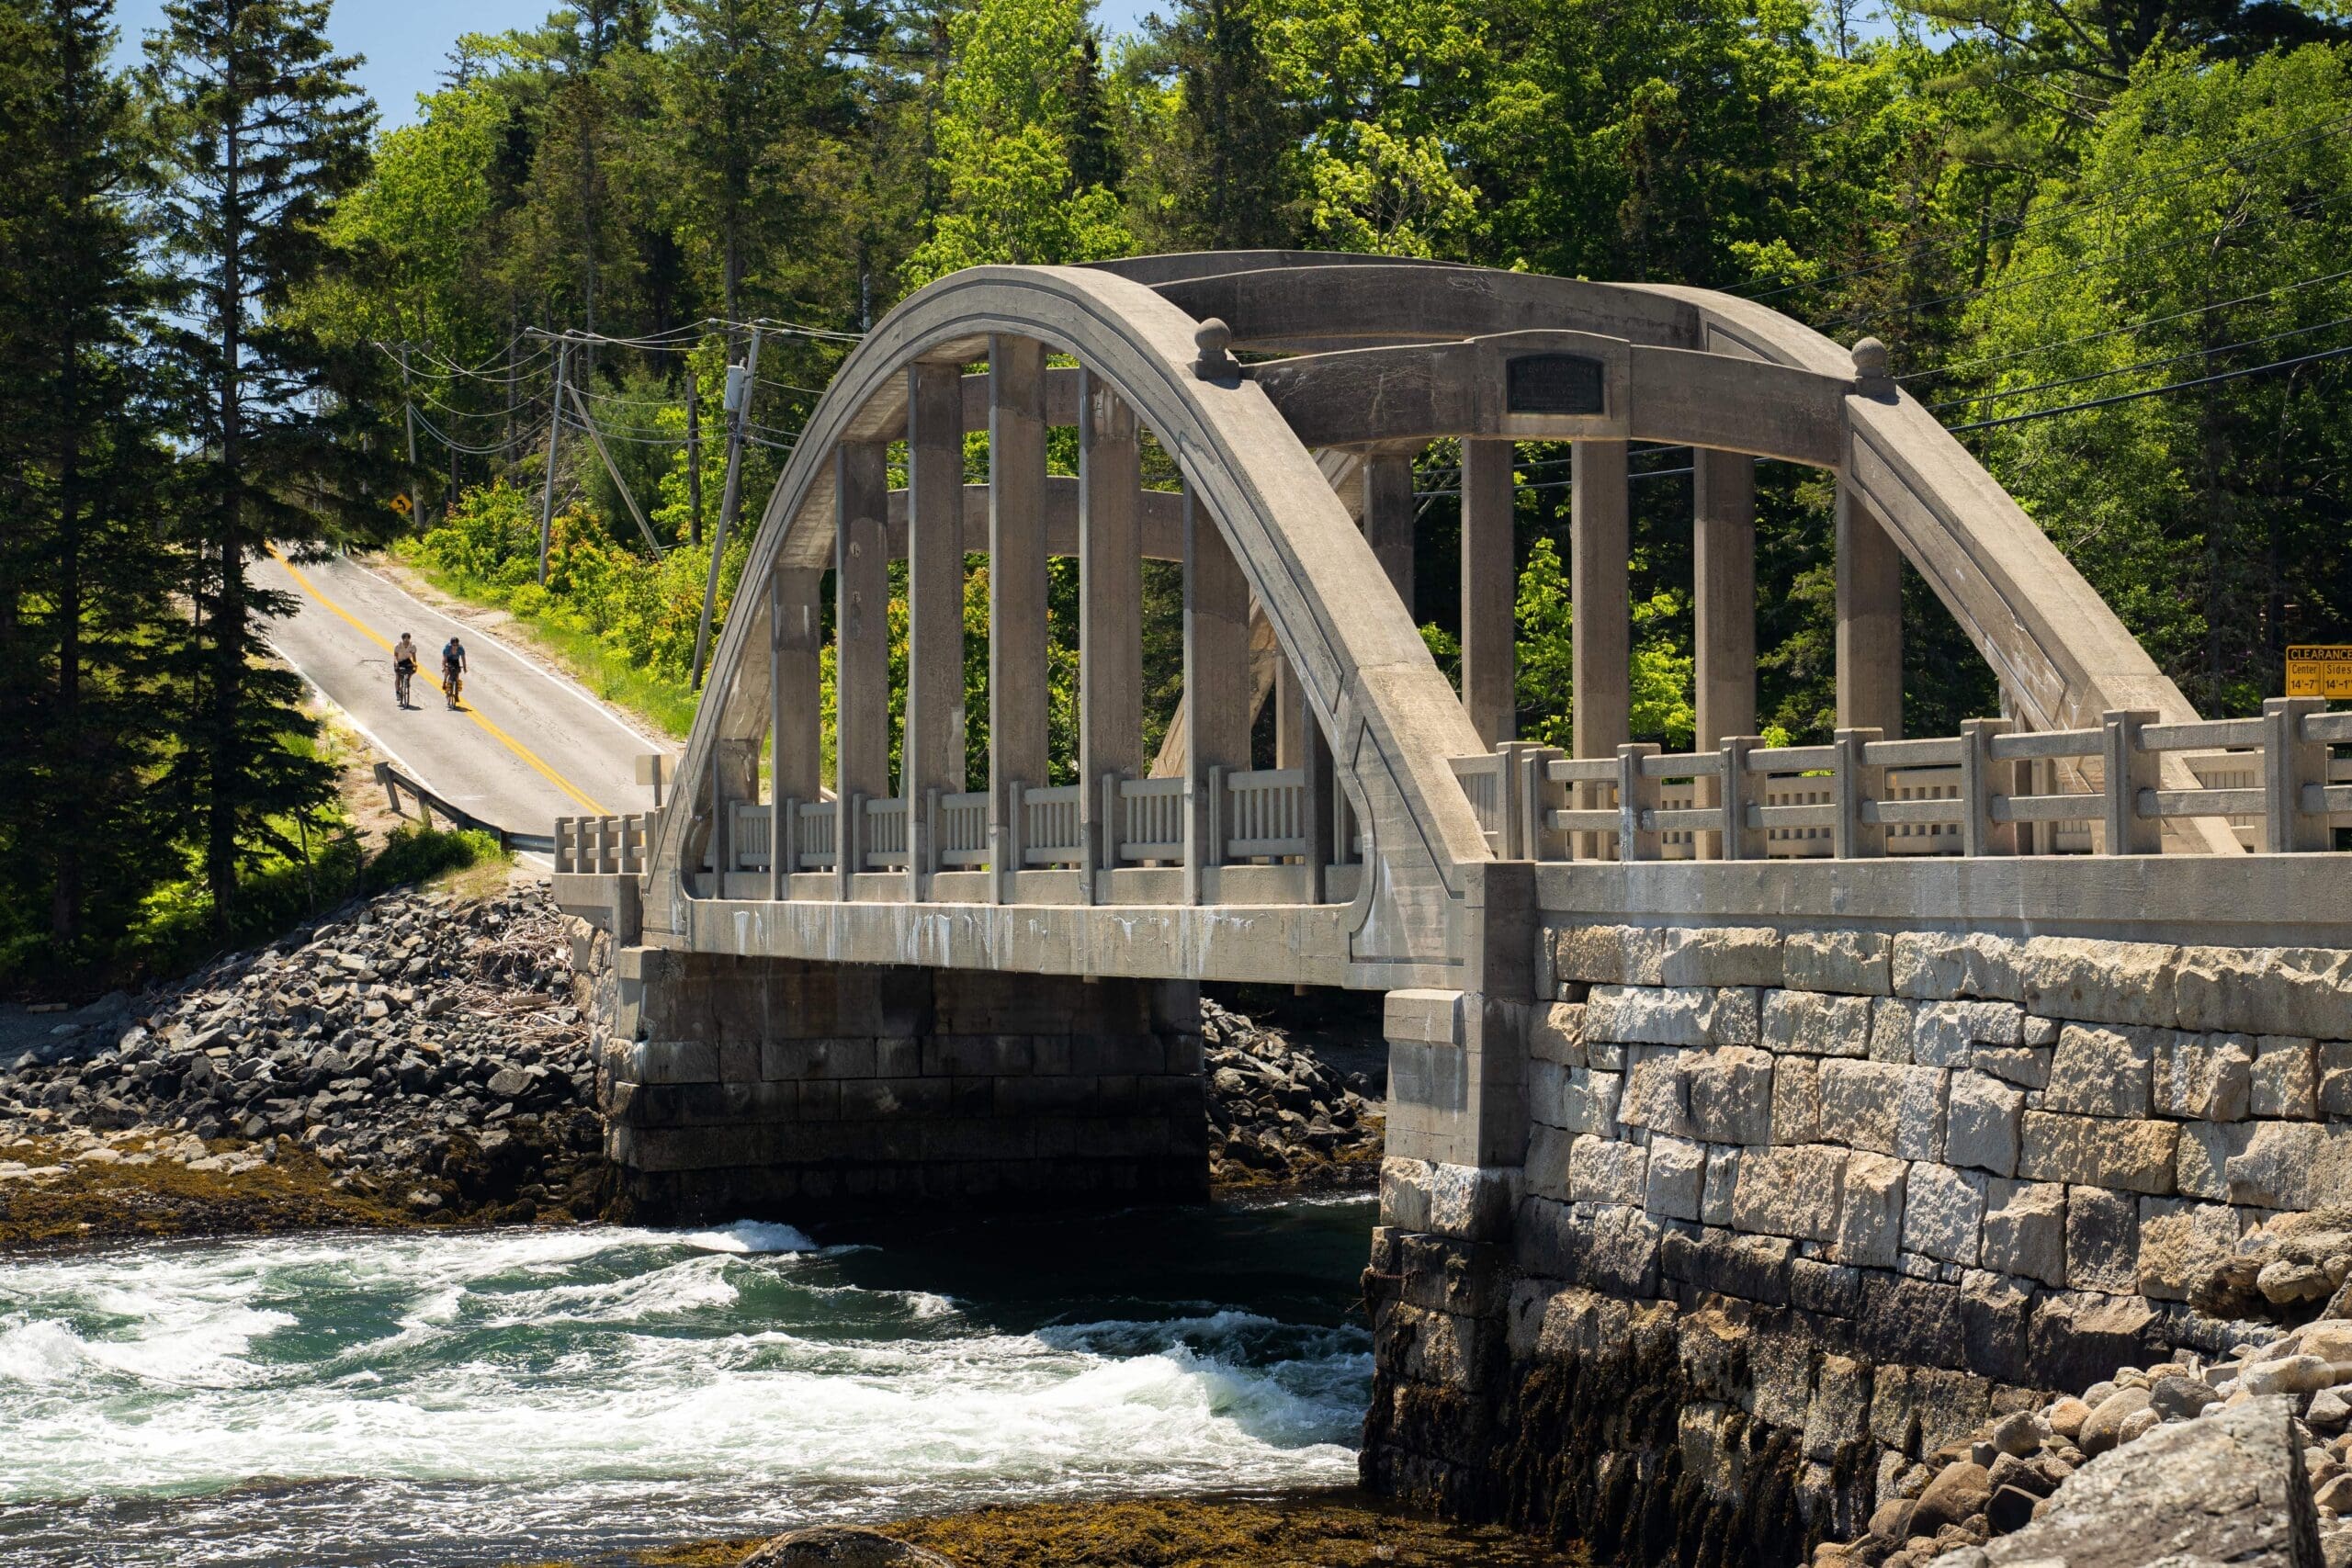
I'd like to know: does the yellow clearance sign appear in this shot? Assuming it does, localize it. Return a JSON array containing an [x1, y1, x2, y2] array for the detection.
[[2287, 645, 2352, 698]]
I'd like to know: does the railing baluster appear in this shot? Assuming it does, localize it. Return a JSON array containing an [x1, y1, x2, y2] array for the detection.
[[1834, 728, 1884, 859], [1617, 744, 1662, 861], [2101, 709, 2161, 855], [2266, 696, 2329, 852]]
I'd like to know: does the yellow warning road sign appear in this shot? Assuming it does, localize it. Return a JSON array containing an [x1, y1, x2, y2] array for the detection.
[[390, 492, 413, 516], [2287, 645, 2352, 699]]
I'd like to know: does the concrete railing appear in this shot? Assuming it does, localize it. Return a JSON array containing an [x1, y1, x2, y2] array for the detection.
[[552, 810, 652, 874], [691, 766, 1331, 889], [1451, 698, 2352, 861]]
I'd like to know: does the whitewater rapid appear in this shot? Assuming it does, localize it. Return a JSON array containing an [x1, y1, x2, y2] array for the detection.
[[0, 1201, 1374, 1566]]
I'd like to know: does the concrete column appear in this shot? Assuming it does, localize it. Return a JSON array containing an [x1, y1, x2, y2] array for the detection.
[[772, 565, 823, 887], [1460, 438, 1515, 747], [1837, 478, 1904, 738], [1693, 449, 1757, 750], [905, 361, 966, 807], [1274, 642, 1306, 769], [834, 439, 890, 845], [1079, 369, 1142, 886], [1184, 489, 1249, 900], [1363, 450, 1416, 609], [1571, 439, 1630, 761], [988, 334, 1049, 807]]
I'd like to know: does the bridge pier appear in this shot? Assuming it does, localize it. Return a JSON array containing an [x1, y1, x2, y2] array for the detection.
[[1361, 871, 2352, 1559], [592, 945, 1207, 1221]]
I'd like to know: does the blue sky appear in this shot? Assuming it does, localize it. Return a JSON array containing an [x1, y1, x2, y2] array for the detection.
[[111, 0, 1163, 129]]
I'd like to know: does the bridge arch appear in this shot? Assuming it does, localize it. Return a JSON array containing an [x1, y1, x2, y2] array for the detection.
[[624, 253, 2237, 992]]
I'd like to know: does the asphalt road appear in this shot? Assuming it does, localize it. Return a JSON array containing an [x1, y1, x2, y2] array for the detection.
[[253, 548, 670, 844]]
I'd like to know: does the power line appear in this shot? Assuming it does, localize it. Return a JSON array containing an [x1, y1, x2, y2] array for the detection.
[[1927, 313, 2352, 412], [1817, 182, 2352, 336], [1947, 341, 2352, 433], [1899, 265, 2352, 384], [410, 408, 526, 456]]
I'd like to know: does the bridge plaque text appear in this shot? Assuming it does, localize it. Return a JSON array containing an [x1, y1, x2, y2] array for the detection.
[[1505, 353, 1606, 416]]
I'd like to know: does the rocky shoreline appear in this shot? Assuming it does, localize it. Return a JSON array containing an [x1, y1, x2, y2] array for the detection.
[[1810, 1206, 2352, 1568], [0, 881, 1379, 1249]]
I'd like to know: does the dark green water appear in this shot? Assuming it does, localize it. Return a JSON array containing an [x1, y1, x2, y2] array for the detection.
[[0, 1196, 1375, 1567]]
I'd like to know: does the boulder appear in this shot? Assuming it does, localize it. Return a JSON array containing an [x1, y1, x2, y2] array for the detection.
[[1911, 1461, 1993, 1537], [1933, 1395, 2321, 1568], [2077, 1387, 2152, 1458]]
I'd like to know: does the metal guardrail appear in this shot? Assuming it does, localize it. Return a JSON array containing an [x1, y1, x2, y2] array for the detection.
[[1449, 697, 2352, 862], [374, 761, 556, 855]]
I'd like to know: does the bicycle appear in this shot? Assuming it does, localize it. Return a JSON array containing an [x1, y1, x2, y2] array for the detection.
[[443, 667, 463, 709], [394, 661, 415, 708]]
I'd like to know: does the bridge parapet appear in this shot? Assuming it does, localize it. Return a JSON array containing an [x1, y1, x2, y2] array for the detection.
[[1452, 697, 2352, 863]]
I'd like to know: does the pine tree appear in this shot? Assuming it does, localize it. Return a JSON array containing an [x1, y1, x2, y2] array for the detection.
[[0, 0, 178, 974], [143, 0, 380, 935]]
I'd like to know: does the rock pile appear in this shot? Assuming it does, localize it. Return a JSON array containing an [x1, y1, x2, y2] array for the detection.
[[0, 883, 605, 1224], [1202, 1000, 1383, 1187], [1813, 1228, 2352, 1568]]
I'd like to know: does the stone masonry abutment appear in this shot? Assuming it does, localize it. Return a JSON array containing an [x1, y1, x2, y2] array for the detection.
[[1363, 863, 2352, 1565], [587, 944, 1207, 1221]]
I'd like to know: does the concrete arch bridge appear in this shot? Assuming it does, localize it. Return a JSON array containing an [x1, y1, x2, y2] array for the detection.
[[552, 253, 2351, 1217]]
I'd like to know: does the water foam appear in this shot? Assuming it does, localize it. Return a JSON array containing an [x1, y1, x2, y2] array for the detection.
[[0, 1204, 1374, 1566]]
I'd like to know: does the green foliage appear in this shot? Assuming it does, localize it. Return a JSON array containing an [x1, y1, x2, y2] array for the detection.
[[1511, 536, 1696, 751], [906, 0, 1131, 282], [0, 0, 181, 981], [365, 824, 507, 891], [1955, 44, 2352, 715]]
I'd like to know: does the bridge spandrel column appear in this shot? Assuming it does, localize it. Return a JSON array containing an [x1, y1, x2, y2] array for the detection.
[[1183, 489, 1250, 902], [1694, 449, 1757, 856], [906, 361, 967, 892], [1080, 369, 1143, 889], [1572, 440, 1630, 855], [1837, 477, 1904, 739], [1363, 451, 1417, 610], [1460, 438, 1516, 748], [988, 335, 1049, 810], [836, 439, 891, 888], [1274, 642, 1306, 769]]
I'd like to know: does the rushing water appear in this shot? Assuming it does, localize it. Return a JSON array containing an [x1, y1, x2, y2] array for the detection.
[[0, 1197, 1375, 1568]]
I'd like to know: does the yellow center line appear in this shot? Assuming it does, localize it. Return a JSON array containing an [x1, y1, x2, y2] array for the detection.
[[266, 545, 614, 817]]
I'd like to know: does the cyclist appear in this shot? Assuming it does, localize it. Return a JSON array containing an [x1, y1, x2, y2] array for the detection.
[[391, 634, 419, 708], [441, 636, 468, 710]]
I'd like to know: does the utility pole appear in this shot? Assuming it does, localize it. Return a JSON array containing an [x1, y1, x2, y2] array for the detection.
[[693, 326, 760, 691], [686, 376, 704, 547], [401, 343, 419, 525], [537, 338, 569, 585]]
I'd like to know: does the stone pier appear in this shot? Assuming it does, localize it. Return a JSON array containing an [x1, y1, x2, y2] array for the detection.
[[1363, 875, 2352, 1563], [590, 946, 1207, 1221]]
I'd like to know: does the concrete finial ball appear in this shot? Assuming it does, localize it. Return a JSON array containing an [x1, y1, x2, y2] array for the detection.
[[1851, 336, 1891, 379], [1193, 317, 1238, 379]]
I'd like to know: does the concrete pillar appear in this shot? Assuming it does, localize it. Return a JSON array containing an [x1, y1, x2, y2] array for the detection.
[[1837, 479, 1904, 738], [1079, 369, 1141, 886], [905, 362, 966, 892], [835, 440, 889, 886], [1572, 439, 1630, 761], [1460, 438, 1515, 747], [771, 565, 823, 891], [1694, 449, 1757, 750], [1363, 450, 1416, 609], [1274, 642, 1306, 769], [1184, 489, 1249, 900], [1572, 440, 1630, 857], [988, 335, 1048, 885]]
